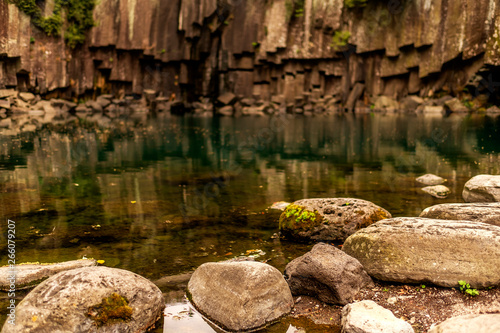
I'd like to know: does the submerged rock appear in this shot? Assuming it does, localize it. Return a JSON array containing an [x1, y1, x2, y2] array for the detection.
[[1, 267, 164, 333], [463, 174, 500, 202], [416, 174, 445, 185], [0, 259, 96, 291], [187, 261, 293, 331], [279, 198, 391, 241], [341, 300, 414, 333], [421, 185, 450, 198], [284, 243, 372, 305], [342, 217, 500, 288], [419, 202, 500, 227], [428, 313, 500, 333]]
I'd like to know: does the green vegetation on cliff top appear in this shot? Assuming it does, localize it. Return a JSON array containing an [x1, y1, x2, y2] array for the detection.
[[11, 0, 95, 48]]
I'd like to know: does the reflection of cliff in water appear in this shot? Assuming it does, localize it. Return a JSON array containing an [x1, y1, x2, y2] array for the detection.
[[0, 113, 499, 279]]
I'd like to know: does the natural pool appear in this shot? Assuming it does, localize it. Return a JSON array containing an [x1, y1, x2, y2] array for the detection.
[[1, 112, 500, 331]]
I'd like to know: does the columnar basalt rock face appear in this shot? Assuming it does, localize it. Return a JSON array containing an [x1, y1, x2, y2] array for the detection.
[[1, 0, 500, 104]]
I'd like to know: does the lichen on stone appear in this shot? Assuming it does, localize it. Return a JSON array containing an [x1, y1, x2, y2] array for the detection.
[[279, 204, 323, 232], [87, 293, 133, 327]]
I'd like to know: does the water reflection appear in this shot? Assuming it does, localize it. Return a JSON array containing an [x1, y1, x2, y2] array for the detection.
[[0, 112, 499, 330]]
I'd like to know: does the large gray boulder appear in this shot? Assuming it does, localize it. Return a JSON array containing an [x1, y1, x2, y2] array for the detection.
[[342, 217, 500, 288], [341, 300, 414, 333], [428, 314, 500, 333], [187, 261, 293, 332], [463, 175, 500, 202], [1, 267, 164, 333], [284, 243, 373, 305], [279, 198, 391, 241], [0, 259, 96, 291], [420, 202, 500, 227], [416, 174, 445, 186]]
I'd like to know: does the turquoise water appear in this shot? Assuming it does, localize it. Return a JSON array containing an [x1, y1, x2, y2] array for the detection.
[[0, 112, 499, 331]]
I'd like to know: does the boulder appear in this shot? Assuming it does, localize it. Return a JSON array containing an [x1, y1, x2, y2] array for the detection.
[[279, 198, 391, 241], [342, 217, 500, 288], [86, 100, 103, 113], [96, 96, 111, 109], [18, 92, 36, 103], [217, 92, 237, 105], [399, 95, 424, 111], [187, 261, 293, 331], [1, 266, 164, 333], [444, 97, 469, 113], [416, 174, 445, 185], [421, 105, 444, 114], [463, 175, 500, 202], [0, 100, 10, 110], [216, 105, 234, 116], [0, 89, 16, 99], [419, 203, 500, 227], [428, 314, 500, 333], [373, 95, 399, 112], [0, 259, 97, 291], [421, 185, 450, 198], [341, 300, 414, 333], [284, 243, 373, 305], [486, 105, 500, 113]]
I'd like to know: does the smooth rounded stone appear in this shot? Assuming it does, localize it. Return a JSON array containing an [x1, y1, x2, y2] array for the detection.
[[18, 92, 36, 103], [85, 100, 103, 113], [342, 217, 500, 288], [416, 174, 445, 185], [279, 198, 392, 241], [421, 185, 450, 198], [463, 174, 500, 202], [216, 105, 234, 116], [341, 300, 414, 333], [284, 243, 373, 305], [2, 267, 164, 333], [0, 259, 96, 291], [420, 202, 500, 227], [428, 313, 500, 333], [187, 261, 293, 332]]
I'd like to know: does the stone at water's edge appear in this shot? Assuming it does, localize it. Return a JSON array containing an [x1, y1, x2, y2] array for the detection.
[[420, 202, 500, 227], [416, 173, 445, 186], [342, 217, 500, 288], [428, 314, 500, 333], [0, 259, 97, 291], [187, 261, 293, 332], [279, 198, 391, 241], [284, 243, 373, 305], [421, 185, 450, 198], [463, 174, 500, 202], [341, 300, 414, 333], [1, 267, 164, 333]]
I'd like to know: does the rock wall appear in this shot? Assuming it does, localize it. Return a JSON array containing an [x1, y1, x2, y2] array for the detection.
[[1, 0, 500, 105]]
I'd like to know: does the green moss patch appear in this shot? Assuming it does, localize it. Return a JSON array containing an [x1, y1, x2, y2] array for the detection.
[[279, 204, 323, 232], [11, 0, 96, 48], [87, 293, 133, 327]]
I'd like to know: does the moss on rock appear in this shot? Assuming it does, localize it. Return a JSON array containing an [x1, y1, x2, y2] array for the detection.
[[87, 293, 133, 327], [279, 204, 323, 236]]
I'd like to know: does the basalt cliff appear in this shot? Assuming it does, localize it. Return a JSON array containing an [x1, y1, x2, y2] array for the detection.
[[1, 0, 500, 107]]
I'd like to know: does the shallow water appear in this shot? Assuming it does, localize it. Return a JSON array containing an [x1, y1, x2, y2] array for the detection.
[[1, 112, 499, 331]]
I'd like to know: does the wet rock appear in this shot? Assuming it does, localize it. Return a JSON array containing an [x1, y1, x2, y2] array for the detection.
[[284, 243, 373, 305], [421, 185, 450, 198], [345, 83, 365, 112], [486, 105, 500, 113], [399, 95, 424, 111], [279, 198, 391, 242], [342, 217, 500, 288], [85, 100, 103, 113], [444, 97, 469, 113], [187, 261, 293, 332], [51, 99, 77, 111], [143, 89, 157, 105], [420, 203, 500, 227], [0, 259, 97, 291], [416, 173, 445, 185], [341, 300, 414, 333], [421, 105, 445, 114], [96, 96, 111, 109], [242, 106, 265, 116], [240, 97, 255, 106], [428, 313, 500, 333], [0, 118, 12, 128], [373, 96, 399, 112], [18, 92, 36, 103], [216, 105, 234, 116], [1, 266, 164, 333], [463, 174, 500, 202], [217, 92, 237, 105], [75, 104, 91, 113]]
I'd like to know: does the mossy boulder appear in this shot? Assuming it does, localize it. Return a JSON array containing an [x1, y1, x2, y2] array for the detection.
[[1, 267, 164, 333], [342, 217, 500, 288], [279, 198, 391, 241]]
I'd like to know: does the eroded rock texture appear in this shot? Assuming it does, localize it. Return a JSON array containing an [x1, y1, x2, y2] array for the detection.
[[1, 0, 500, 102]]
